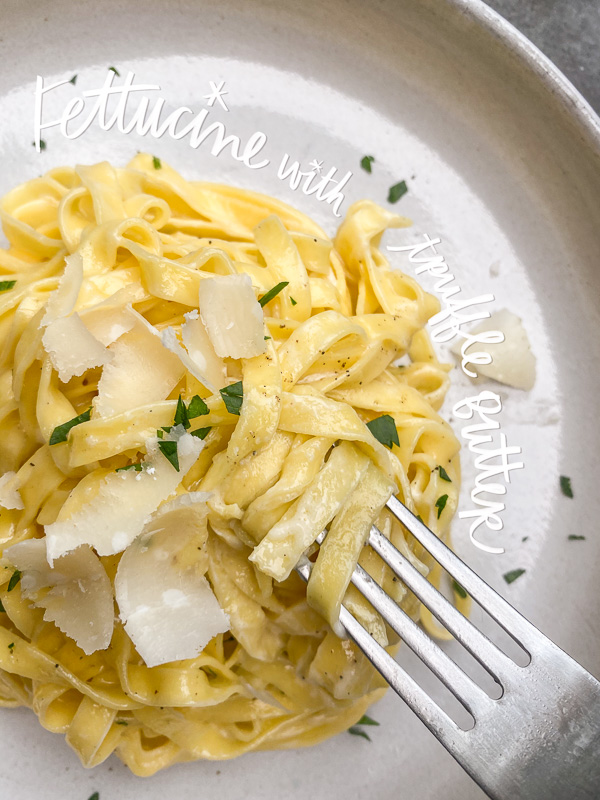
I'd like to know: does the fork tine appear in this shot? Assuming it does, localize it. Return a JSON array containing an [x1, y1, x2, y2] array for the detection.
[[350, 563, 495, 715], [386, 496, 538, 649], [295, 556, 465, 747], [369, 523, 517, 683]]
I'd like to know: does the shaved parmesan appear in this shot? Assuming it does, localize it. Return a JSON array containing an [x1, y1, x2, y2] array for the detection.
[[181, 310, 226, 388], [42, 313, 111, 382], [5, 539, 113, 655], [452, 309, 536, 390], [80, 306, 136, 346], [115, 524, 229, 668], [45, 433, 204, 563], [0, 471, 24, 510], [161, 327, 215, 393], [94, 323, 184, 418], [42, 252, 83, 324], [198, 273, 266, 359]]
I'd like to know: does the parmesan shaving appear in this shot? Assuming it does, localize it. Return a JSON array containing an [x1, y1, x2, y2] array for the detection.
[[42, 313, 111, 382], [44, 433, 204, 563], [115, 516, 229, 668], [0, 471, 24, 510], [198, 273, 266, 359], [5, 538, 113, 655], [42, 252, 83, 324], [181, 310, 226, 388], [453, 309, 536, 390], [93, 323, 185, 418]]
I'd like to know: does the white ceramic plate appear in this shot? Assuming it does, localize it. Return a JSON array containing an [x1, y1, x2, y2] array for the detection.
[[1, 1, 599, 798]]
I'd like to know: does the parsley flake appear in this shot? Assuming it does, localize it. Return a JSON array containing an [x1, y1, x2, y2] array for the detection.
[[560, 475, 573, 498], [115, 463, 143, 473], [366, 414, 399, 449], [436, 465, 451, 482], [503, 568, 525, 585], [220, 381, 243, 415], [190, 427, 211, 440], [290, 296, 297, 306], [174, 395, 191, 429], [0, 280, 16, 292], [69, 74, 77, 85], [188, 394, 209, 419], [0, 599, 5, 612], [452, 579, 467, 599], [258, 281, 289, 307], [8, 642, 14, 651], [348, 727, 371, 741], [388, 180, 408, 203], [7, 570, 21, 592], [158, 439, 179, 471], [88, 794, 100, 800], [522, 536, 529, 542], [435, 494, 448, 519], [49, 408, 92, 445], [115, 720, 129, 726], [568, 535, 585, 541], [108, 66, 120, 76], [264, 335, 271, 340], [356, 714, 379, 726], [152, 155, 162, 169], [360, 155, 375, 173], [32, 139, 47, 151]]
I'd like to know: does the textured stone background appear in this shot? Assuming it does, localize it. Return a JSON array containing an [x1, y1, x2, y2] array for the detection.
[[485, 0, 600, 113]]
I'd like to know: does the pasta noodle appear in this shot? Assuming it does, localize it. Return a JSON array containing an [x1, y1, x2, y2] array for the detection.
[[0, 155, 463, 775]]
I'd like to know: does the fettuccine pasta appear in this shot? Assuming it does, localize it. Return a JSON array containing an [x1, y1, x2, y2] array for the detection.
[[0, 155, 462, 775]]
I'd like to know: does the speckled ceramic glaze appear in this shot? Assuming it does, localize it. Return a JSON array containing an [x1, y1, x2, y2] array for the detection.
[[0, 1, 599, 798]]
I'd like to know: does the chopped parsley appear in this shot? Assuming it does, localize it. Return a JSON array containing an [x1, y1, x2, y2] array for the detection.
[[387, 180, 408, 203], [356, 714, 379, 726], [522, 536, 529, 542], [366, 414, 399, 449], [158, 439, 179, 471], [108, 66, 120, 76], [360, 155, 375, 173], [115, 463, 144, 473], [188, 394, 209, 419], [0, 599, 4, 612], [115, 720, 128, 726], [49, 407, 92, 445], [0, 280, 16, 292], [435, 494, 448, 519], [452, 579, 467, 599], [88, 794, 100, 800], [290, 296, 297, 306], [8, 642, 14, 651], [174, 395, 191, 429], [264, 335, 271, 340], [32, 139, 47, 150], [258, 281, 289, 307], [220, 381, 243, 415], [560, 475, 573, 498], [436, 465, 451, 482], [190, 427, 211, 440], [568, 535, 585, 541], [7, 570, 21, 592], [152, 155, 162, 169], [503, 568, 525, 585], [69, 74, 77, 85], [348, 727, 371, 741]]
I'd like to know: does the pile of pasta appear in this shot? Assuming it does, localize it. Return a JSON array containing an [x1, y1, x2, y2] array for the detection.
[[0, 155, 460, 775]]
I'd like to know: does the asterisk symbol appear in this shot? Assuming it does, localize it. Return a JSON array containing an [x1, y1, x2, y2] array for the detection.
[[204, 80, 229, 111], [309, 159, 324, 173]]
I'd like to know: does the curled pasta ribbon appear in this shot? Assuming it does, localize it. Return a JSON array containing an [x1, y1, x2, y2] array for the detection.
[[0, 155, 460, 774]]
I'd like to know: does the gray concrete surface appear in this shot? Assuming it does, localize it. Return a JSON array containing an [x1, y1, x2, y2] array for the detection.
[[484, 0, 600, 113]]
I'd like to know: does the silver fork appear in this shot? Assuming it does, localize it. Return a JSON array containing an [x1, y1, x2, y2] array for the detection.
[[296, 495, 600, 800]]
